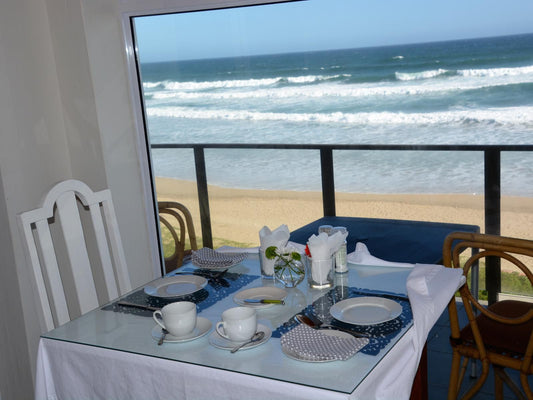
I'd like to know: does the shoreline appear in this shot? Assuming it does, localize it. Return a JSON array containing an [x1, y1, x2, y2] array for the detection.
[[155, 177, 533, 246]]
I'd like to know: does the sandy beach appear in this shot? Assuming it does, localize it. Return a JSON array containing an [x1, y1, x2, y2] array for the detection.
[[155, 177, 533, 248]]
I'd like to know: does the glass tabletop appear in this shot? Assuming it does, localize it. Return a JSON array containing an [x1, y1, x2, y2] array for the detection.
[[42, 255, 413, 394]]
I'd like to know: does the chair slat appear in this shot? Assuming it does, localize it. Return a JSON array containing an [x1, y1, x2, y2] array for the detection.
[[34, 219, 70, 327], [89, 202, 119, 300], [100, 194, 131, 293], [18, 216, 56, 331], [56, 191, 99, 314]]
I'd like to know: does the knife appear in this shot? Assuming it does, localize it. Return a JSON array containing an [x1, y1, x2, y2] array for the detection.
[[117, 301, 161, 311], [243, 299, 285, 305]]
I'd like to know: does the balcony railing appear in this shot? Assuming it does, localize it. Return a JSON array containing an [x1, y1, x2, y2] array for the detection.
[[151, 143, 533, 303]]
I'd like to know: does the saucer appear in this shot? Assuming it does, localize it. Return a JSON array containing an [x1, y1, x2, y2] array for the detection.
[[233, 287, 288, 309], [151, 317, 212, 343], [208, 323, 271, 351]]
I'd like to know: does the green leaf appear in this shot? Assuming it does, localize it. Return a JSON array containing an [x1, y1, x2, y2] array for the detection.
[[265, 246, 278, 260], [291, 252, 301, 261]]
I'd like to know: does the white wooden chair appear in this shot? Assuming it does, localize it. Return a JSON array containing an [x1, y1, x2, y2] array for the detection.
[[18, 179, 132, 332]]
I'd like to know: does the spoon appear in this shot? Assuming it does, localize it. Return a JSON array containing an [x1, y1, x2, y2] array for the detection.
[[230, 331, 265, 353], [295, 314, 370, 338], [158, 328, 169, 345]]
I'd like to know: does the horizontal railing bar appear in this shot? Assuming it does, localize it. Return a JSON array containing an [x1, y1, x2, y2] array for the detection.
[[151, 143, 533, 152], [150, 141, 531, 302]]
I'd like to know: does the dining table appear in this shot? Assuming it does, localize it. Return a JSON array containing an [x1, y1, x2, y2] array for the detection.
[[34, 217, 479, 400]]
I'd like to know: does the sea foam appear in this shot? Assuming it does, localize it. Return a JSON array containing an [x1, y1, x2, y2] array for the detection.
[[149, 72, 533, 101], [395, 69, 449, 81], [147, 105, 533, 127]]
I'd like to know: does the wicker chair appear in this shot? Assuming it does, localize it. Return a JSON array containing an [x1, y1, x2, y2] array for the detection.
[[443, 232, 533, 400], [158, 201, 198, 273]]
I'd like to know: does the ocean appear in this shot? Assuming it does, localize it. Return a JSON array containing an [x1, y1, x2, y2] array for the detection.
[[140, 33, 533, 196]]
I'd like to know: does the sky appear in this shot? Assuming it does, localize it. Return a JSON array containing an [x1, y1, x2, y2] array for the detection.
[[134, 0, 533, 63]]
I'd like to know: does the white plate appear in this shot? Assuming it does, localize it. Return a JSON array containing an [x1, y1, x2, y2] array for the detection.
[[144, 275, 207, 298], [151, 317, 212, 343], [281, 330, 354, 363], [330, 297, 402, 325], [209, 323, 271, 351], [233, 287, 288, 309]]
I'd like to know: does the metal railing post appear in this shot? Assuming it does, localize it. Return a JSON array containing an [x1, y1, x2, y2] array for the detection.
[[320, 147, 336, 217], [484, 149, 501, 305], [193, 146, 213, 249]]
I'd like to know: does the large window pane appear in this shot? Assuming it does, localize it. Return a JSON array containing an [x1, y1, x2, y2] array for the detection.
[[130, 1, 533, 296]]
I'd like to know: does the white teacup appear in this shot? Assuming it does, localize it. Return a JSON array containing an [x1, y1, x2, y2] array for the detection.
[[216, 307, 257, 342], [153, 301, 197, 337]]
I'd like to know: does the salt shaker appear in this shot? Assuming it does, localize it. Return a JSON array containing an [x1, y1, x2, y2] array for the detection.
[[332, 226, 348, 273], [318, 225, 333, 235]]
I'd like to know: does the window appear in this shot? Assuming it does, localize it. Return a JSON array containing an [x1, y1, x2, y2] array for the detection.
[[124, 0, 533, 296]]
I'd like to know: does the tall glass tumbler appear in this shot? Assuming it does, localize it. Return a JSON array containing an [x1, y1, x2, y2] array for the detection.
[[304, 254, 334, 289]]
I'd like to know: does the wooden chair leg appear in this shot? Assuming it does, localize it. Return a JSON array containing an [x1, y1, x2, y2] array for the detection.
[[448, 352, 463, 400], [462, 360, 490, 400], [494, 367, 528, 400], [494, 367, 504, 400], [520, 372, 533, 400]]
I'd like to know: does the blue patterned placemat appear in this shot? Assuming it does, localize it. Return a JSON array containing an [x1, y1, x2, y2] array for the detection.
[[103, 271, 259, 317], [272, 286, 412, 356]]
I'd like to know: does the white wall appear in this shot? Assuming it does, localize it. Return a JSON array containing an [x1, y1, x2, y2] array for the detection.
[[0, 0, 155, 397], [0, 0, 70, 397], [0, 0, 288, 397]]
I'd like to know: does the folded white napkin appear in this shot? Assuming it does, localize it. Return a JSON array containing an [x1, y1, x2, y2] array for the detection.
[[306, 232, 346, 283], [347, 242, 414, 268], [307, 231, 346, 259], [191, 248, 246, 269], [281, 324, 368, 362], [259, 224, 290, 250], [257, 225, 291, 275]]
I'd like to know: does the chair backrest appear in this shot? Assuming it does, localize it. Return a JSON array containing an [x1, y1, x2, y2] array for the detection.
[[18, 179, 132, 331], [443, 232, 533, 394], [157, 201, 198, 273]]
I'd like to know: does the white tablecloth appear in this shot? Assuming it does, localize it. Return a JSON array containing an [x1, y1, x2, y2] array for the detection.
[[35, 332, 416, 400], [35, 264, 462, 400]]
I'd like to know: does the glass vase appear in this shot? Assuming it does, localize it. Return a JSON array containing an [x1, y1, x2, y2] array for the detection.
[[274, 258, 305, 288]]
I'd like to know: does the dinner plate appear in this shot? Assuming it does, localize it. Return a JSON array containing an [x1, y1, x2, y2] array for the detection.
[[151, 317, 212, 343], [144, 275, 207, 298], [330, 297, 402, 325], [233, 287, 288, 309], [281, 329, 354, 363], [208, 323, 271, 351]]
